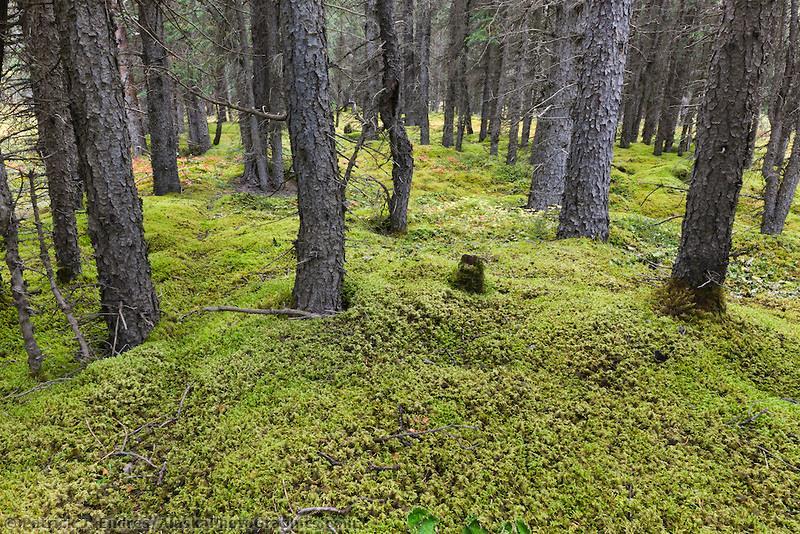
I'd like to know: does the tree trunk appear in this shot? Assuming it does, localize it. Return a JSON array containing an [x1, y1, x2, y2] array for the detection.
[[671, 0, 776, 310], [478, 47, 492, 142], [20, 0, 82, 282], [377, 0, 415, 233], [0, 161, 45, 376], [185, 85, 211, 155], [264, 0, 285, 184], [232, 0, 273, 191], [416, 0, 432, 145], [137, 0, 181, 195], [527, 2, 577, 210], [557, 0, 633, 241], [363, 0, 382, 140], [505, 25, 528, 165], [654, 0, 696, 156], [213, 58, 227, 146], [764, 120, 800, 234], [400, 0, 416, 124], [280, 0, 345, 313], [762, 0, 799, 233], [113, 10, 148, 157], [487, 37, 504, 155], [442, 0, 468, 147], [55, 0, 160, 351]]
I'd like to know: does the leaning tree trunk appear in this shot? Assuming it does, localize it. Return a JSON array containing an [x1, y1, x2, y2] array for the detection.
[[137, 0, 181, 195], [20, 0, 82, 282], [0, 161, 45, 375], [55, 0, 160, 352], [527, 2, 577, 210], [764, 122, 800, 234], [671, 0, 776, 310], [557, 0, 633, 241], [280, 0, 345, 313], [416, 0, 432, 145], [762, 0, 799, 233], [377, 0, 415, 233]]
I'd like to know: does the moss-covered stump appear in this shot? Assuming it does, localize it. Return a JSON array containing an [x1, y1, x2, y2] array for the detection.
[[450, 254, 486, 293]]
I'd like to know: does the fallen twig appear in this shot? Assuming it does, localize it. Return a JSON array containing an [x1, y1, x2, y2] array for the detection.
[[28, 171, 92, 362], [180, 306, 324, 322], [376, 424, 479, 443], [280, 506, 351, 534], [3, 376, 72, 401], [317, 451, 341, 467], [757, 445, 800, 472]]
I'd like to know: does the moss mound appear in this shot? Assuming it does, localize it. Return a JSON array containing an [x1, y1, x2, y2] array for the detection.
[[1, 117, 798, 531]]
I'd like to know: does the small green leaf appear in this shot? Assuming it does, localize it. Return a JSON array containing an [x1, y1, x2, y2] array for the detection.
[[462, 517, 488, 534], [408, 507, 438, 533]]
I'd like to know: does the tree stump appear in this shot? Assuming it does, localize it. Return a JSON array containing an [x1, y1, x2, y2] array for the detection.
[[451, 254, 485, 293]]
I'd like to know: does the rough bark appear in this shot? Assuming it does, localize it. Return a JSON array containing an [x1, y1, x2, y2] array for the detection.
[[400, 0, 416, 123], [377, 0, 415, 233], [185, 84, 211, 155], [55, 0, 160, 352], [527, 2, 577, 210], [557, 0, 633, 241], [233, 0, 272, 191], [486, 37, 504, 155], [672, 0, 776, 309], [280, 0, 345, 313], [137, 0, 181, 195], [114, 9, 148, 157], [762, 0, 799, 233], [442, 0, 468, 147], [654, 0, 697, 156], [20, 0, 82, 282], [363, 0, 382, 140], [416, 0, 432, 144]]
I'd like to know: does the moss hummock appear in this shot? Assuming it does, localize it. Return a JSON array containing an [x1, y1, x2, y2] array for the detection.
[[0, 118, 798, 531]]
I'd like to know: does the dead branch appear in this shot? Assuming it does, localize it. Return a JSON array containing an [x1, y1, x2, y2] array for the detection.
[[317, 451, 342, 466], [280, 506, 351, 534], [376, 424, 479, 443], [27, 171, 92, 362], [2, 376, 72, 401], [182, 306, 325, 321]]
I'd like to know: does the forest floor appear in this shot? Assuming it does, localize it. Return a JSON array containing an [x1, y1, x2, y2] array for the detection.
[[1, 116, 799, 531]]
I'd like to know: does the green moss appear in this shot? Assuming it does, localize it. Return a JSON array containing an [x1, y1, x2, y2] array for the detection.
[[0, 117, 798, 531]]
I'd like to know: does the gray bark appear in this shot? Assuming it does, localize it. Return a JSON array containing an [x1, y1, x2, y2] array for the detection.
[[233, 0, 273, 191], [442, 0, 468, 147], [114, 12, 148, 157], [762, 0, 799, 233], [137, 0, 181, 195], [363, 0, 382, 140], [0, 161, 45, 375], [55, 0, 160, 352], [527, 2, 577, 210], [557, 0, 633, 241], [377, 0, 415, 233], [185, 85, 211, 155], [416, 0, 432, 144], [654, 0, 697, 156], [20, 0, 82, 282], [672, 0, 777, 309], [280, 0, 345, 313]]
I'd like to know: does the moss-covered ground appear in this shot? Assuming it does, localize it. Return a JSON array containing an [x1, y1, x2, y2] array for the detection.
[[1, 116, 799, 531]]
